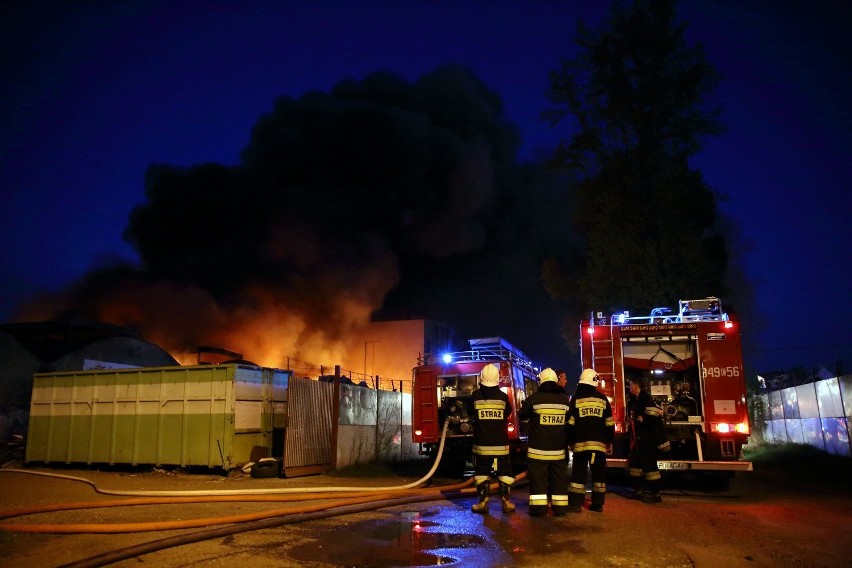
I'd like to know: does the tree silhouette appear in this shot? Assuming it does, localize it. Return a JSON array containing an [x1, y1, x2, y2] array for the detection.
[[543, 0, 729, 336]]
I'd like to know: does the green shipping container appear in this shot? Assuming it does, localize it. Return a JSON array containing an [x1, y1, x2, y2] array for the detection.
[[26, 364, 290, 470]]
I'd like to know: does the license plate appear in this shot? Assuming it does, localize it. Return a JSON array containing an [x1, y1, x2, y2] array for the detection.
[[658, 461, 689, 470]]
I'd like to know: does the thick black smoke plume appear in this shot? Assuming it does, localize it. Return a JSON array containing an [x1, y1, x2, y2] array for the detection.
[[18, 66, 573, 367]]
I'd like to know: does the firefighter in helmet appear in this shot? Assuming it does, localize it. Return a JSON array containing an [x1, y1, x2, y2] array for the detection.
[[566, 368, 614, 512], [627, 376, 671, 503], [469, 363, 516, 514], [517, 367, 571, 516]]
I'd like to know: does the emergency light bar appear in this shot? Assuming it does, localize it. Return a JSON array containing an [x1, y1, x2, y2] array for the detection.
[[680, 297, 721, 316]]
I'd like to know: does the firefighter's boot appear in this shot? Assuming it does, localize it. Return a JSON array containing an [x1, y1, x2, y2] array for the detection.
[[628, 475, 644, 499], [499, 482, 516, 513], [641, 479, 662, 503], [628, 468, 645, 499], [471, 481, 490, 513], [567, 483, 585, 513], [590, 482, 606, 512]]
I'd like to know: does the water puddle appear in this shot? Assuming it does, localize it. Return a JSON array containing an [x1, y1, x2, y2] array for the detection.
[[284, 510, 489, 566]]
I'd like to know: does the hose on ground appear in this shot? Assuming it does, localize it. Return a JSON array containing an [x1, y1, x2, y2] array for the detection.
[[57, 488, 480, 568], [0, 480, 474, 533], [2, 419, 528, 567], [0, 420, 529, 534], [1, 422, 453, 497]]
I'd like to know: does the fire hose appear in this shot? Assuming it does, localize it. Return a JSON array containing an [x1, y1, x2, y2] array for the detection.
[[0, 421, 527, 567], [3, 422, 452, 497]]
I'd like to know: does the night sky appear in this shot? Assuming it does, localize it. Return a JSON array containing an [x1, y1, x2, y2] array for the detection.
[[2, 1, 850, 375]]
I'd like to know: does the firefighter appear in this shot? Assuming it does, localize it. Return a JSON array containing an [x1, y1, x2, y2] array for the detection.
[[469, 363, 515, 514], [556, 368, 571, 397], [626, 376, 671, 503], [517, 367, 571, 516], [566, 368, 614, 512]]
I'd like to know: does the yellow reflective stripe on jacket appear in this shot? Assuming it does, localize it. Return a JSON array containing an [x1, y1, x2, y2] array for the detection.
[[474, 400, 506, 410], [534, 403, 569, 412], [645, 406, 662, 417], [574, 440, 608, 453], [527, 447, 566, 460], [473, 444, 509, 456]]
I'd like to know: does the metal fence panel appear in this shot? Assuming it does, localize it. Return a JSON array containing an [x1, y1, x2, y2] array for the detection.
[[284, 377, 333, 470], [801, 418, 825, 450], [768, 419, 786, 443], [822, 417, 850, 456], [841, 375, 852, 416], [768, 390, 784, 420], [782, 387, 800, 419], [816, 378, 844, 418], [796, 383, 820, 419], [784, 418, 804, 444]]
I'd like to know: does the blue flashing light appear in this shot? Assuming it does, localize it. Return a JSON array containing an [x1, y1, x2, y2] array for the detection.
[[441, 353, 453, 364]]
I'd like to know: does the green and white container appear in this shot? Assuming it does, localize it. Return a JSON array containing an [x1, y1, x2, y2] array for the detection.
[[26, 364, 289, 470]]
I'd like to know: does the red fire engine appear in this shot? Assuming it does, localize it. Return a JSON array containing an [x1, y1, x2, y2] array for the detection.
[[411, 337, 539, 473], [580, 297, 752, 473]]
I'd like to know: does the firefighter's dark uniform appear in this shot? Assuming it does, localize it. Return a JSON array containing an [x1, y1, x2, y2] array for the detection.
[[627, 386, 671, 502], [567, 378, 615, 512], [470, 383, 515, 512], [518, 372, 570, 516]]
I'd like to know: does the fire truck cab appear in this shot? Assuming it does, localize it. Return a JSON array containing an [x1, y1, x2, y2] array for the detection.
[[411, 337, 540, 473], [580, 297, 752, 473]]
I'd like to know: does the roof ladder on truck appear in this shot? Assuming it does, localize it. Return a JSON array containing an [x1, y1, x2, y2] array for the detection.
[[589, 312, 616, 386]]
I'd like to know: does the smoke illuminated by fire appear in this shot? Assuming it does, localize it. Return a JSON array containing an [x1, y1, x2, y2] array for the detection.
[[14, 66, 568, 369]]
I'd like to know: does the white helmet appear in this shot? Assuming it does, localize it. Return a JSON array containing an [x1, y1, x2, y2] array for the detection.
[[579, 368, 599, 386], [479, 363, 500, 387], [538, 367, 558, 383]]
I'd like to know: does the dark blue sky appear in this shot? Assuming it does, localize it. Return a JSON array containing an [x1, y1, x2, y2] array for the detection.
[[2, 1, 850, 374]]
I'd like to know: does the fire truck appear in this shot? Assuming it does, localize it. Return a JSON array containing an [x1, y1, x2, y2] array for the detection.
[[411, 337, 540, 474], [580, 297, 752, 474]]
